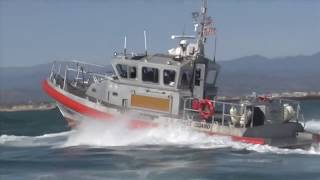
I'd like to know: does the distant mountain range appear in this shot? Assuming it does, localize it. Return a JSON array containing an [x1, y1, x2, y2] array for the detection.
[[0, 52, 319, 105], [217, 52, 320, 96]]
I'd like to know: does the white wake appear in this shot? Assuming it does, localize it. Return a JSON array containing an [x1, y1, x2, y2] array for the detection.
[[0, 131, 70, 147], [305, 119, 320, 134], [2, 115, 320, 155], [62, 117, 231, 149], [61, 114, 320, 155]]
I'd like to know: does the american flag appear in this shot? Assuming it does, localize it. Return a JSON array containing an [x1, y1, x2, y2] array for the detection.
[[203, 26, 216, 36], [203, 16, 215, 36]]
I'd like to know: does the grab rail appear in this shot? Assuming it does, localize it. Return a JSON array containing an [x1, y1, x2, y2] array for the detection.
[[183, 97, 302, 127], [49, 61, 113, 90]]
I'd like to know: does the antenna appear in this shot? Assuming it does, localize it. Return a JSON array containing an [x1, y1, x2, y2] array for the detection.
[[171, 35, 196, 39], [182, 24, 186, 37], [124, 36, 127, 57], [144, 30, 148, 56], [198, 0, 208, 55], [200, 0, 207, 39], [213, 32, 217, 63]]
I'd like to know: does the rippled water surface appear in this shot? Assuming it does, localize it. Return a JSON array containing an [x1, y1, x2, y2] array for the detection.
[[1, 100, 320, 180]]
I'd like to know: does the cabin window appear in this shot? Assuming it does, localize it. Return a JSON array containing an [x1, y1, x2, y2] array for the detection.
[[142, 67, 159, 83], [180, 71, 191, 89], [195, 68, 201, 86], [116, 64, 128, 78], [129, 66, 137, 79], [116, 64, 137, 79], [163, 70, 176, 86], [206, 70, 217, 84]]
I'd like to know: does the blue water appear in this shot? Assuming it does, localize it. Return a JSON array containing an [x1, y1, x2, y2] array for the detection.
[[1, 100, 320, 180]]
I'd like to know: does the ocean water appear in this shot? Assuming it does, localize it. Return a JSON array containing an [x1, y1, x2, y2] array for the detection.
[[1, 100, 320, 180]]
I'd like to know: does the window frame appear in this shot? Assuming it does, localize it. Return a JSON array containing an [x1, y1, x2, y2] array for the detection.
[[128, 66, 137, 79], [163, 69, 176, 87], [141, 66, 159, 84], [179, 70, 192, 89], [116, 64, 137, 80], [116, 64, 128, 79], [205, 70, 217, 84], [194, 68, 201, 86]]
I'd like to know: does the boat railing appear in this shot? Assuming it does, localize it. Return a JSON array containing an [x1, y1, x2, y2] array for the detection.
[[183, 97, 303, 128], [277, 98, 302, 124], [183, 97, 254, 128], [49, 61, 113, 90]]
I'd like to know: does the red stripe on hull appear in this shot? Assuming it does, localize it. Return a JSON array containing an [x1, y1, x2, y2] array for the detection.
[[208, 132, 265, 145], [42, 80, 157, 128], [231, 136, 265, 145], [42, 80, 112, 119]]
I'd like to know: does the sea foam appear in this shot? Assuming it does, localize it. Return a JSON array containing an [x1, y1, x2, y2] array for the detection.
[[0, 131, 70, 147], [2, 115, 320, 155], [61, 113, 320, 155], [304, 119, 320, 134]]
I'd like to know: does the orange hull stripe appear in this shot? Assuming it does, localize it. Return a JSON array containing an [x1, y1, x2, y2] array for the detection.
[[42, 80, 112, 119]]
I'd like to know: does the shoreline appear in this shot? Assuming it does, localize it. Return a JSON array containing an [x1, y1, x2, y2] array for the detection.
[[218, 95, 320, 101], [1, 94, 319, 112], [218, 91, 320, 101], [0, 103, 57, 112]]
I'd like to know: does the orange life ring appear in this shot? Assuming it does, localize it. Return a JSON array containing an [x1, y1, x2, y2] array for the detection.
[[199, 99, 215, 120]]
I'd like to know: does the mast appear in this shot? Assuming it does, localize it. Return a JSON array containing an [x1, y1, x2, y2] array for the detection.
[[192, 0, 215, 57], [190, 0, 219, 99], [144, 30, 148, 56], [190, 0, 210, 97], [213, 34, 217, 63], [124, 36, 127, 58], [198, 0, 207, 56], [199, 0, 207, 40]]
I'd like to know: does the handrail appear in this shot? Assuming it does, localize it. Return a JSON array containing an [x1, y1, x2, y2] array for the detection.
[[49, 61, 112, 91], [72, 60, 105, 68], [182, 96, 302, 126], [183, 97, 248, 126], [51, 61, 110, 77]]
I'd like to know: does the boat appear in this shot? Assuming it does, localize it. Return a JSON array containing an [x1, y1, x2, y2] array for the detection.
[[42, 0, 320, 149]]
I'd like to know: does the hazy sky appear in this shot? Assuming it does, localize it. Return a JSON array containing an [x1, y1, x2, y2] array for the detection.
[[0, 0, 319, 67]]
